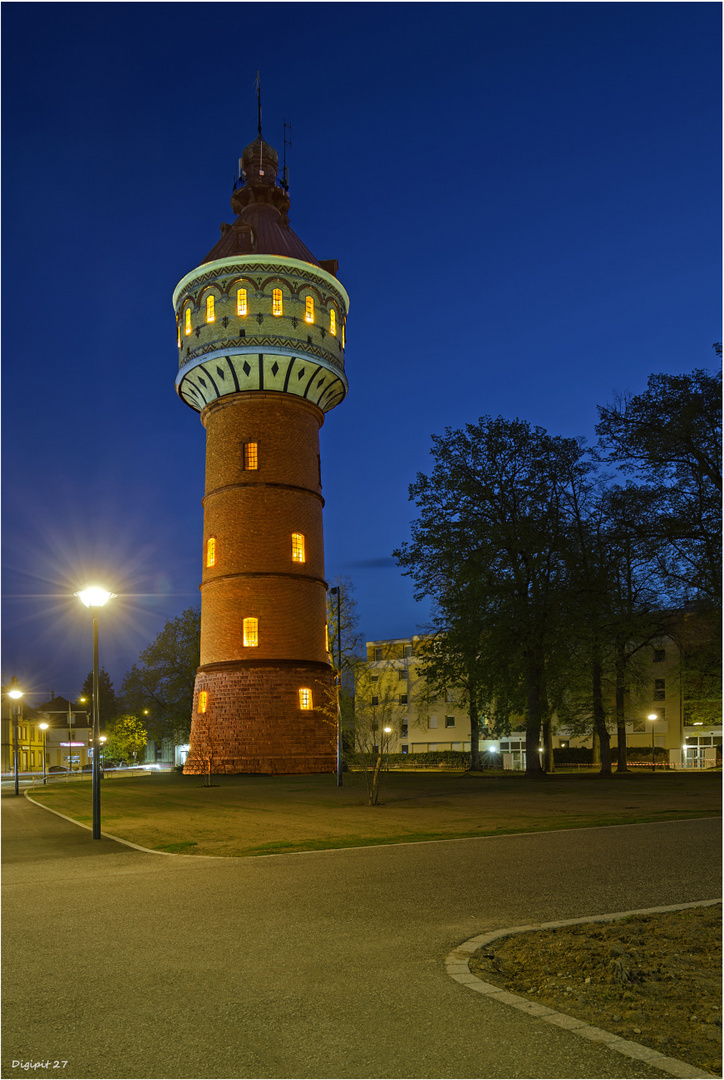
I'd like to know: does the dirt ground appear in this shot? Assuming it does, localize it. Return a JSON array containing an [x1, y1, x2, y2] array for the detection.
[[469, 904, 722, 1076]]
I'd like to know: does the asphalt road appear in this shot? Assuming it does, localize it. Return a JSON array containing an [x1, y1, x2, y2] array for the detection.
[[2, 794, 720, 1080]]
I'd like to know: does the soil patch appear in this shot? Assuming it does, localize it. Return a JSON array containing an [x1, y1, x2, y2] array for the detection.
[[469, 904, 722, 1076]]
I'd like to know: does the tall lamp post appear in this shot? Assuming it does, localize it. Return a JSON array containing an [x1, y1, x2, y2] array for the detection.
[[39, 722, 49, 784], [330, 586, 343, 787], [383, 726, 392, 770], [8, 678, 24, 796], [76, 587, 115, 839], [647, 712, 658, 772]]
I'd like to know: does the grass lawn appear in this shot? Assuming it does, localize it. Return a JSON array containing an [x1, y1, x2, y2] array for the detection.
[[27, 768, 721, 858]]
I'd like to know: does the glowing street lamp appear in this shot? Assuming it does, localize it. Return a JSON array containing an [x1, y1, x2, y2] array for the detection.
[[76, 587, 115, 839], [647, 713, 658, 772], [7, 678, 24, 796], [383, 726, 392, 770], [39, 722, 49, 784]]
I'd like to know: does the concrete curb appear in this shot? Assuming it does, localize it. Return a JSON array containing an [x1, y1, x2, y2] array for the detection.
[[446, 900, 722, 1080]]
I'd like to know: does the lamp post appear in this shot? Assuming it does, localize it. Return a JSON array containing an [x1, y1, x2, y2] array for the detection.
[[76, 587, 115, 839], [8, 678, 24, 796], [39, 722, 49, 784], [330, 586, 343, 787], [647, 712, 658, 772], [383, 726, 392, 770]]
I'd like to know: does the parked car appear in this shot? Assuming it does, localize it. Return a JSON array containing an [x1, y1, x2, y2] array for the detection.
[[48, 766, 70, 773]]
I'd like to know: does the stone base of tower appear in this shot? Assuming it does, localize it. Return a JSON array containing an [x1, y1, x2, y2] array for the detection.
[[183, 661, 336, 775]]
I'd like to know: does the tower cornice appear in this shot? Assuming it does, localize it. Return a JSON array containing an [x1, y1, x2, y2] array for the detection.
[[173, 255, 350, 313]]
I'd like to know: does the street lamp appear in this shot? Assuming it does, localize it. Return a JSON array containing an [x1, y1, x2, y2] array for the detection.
[[39, 722, 49, 784], [76, 587, 115, 839], [7, 678, 24, 796], [383, 726, 392, 770], [647, 713, 658, 772], [329, 586, 343, 787]]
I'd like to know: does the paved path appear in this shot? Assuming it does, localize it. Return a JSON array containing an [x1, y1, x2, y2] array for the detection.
[[2, 794, 720, 1080]]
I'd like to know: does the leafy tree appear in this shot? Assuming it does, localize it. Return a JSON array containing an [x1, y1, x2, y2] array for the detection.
[[120, 607, 200, 743], [395, 417, 580, 779], [104, 714, 148, 766], [79, 668, 117, 728], [596, 366, 722, 607]]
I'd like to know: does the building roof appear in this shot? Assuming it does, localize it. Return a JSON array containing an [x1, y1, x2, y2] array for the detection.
[[200, 134, 327, 269]]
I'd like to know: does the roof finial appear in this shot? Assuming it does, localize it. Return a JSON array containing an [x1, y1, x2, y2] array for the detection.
[[256, 70, 262, 138]]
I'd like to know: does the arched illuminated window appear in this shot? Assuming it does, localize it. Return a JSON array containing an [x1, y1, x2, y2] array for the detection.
[[342, 318, 346, 347], [243, 442, 258, 470], [299, 688, 312, 710], [176, 320, 181, 347], [272, 288, 283, 316], [237, 288, 248, 316], [185, 307, 192, 335], [305, 296, 315, 324], [198, 691, 208, 714], [206, 537, 216, 568], [291, 533, 305, 563], [329, 308, 336, 336], [206, 295, 215, 323], [243, 617, 259, 647]]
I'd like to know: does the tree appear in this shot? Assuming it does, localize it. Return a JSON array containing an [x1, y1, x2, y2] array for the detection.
[[104, 714, 148, 766], [395, 417, 581, 779], [351, 665, 407, 805], [120, 607, 200, 744], [79, 668, 117, 728], [596, 366, 722, 607], [326, 577, 365, 759]]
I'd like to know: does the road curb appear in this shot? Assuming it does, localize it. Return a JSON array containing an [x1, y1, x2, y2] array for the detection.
[[446, 900, 722, 1080]]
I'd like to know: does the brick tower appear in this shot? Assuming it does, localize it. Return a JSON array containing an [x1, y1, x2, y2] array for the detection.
[[173, 132, 348, 774]]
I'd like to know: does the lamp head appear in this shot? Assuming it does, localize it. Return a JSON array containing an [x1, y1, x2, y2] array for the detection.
[[647, 713, 658, 721], [76, 587, 116, 608], [39, 722, 49, 730]]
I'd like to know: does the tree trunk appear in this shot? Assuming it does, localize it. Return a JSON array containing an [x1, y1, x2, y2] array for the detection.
[[525, 666, 545, 778], [543, 719, 555, 773], [592, 656, 612, 776], [468, 687, 481, 771], [615, 652, 629, 772], [369, 754, 383, 805]]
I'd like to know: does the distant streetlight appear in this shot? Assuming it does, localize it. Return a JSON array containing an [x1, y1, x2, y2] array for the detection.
[[7, 678, 24, 796], [329, 586, 343, 787], [647, 713, 658, 772], [76, 587, 116, 838], [39, 722, 49, 784], [383, 726, 392, 770]]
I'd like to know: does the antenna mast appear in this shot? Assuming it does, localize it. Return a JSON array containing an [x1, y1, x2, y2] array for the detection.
[[282, 119, 292, 192]]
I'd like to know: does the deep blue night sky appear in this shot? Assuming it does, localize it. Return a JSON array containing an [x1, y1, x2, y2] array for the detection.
[[2, 2, 721, 705]]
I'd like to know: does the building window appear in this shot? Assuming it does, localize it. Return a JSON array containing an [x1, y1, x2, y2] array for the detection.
[[272, 288, 283, 316], [446, 690, 455, 703], [403, 645, 413, 658], [398, 669, 406, 681], [653, 649, 666, 663], [177, 321, 181, 347], [654, 679, 666, 700], [445, 716, 455, 728], [428, 717, 437, 729], [198, 691, 208, 714], [305, 296, 315, 323], [371, 696, 379, 707], [291, 533, 305, 563], [399, 694, 408, 705], [206, 295, 215, 323], [401, 725, 408, 737], [206, 537, 216, 568], [299, 688, 312, 710], [401, 744, 409, 754], [329, 308, 336, 335], [429, 743, 437, 752], [374, 648, 383, 661], [243, 617, 259, 647], [243, 442, 258, 470], [184, 307, 192, 335], [237, 288, 248, 316], [342, 318, 346, 347]]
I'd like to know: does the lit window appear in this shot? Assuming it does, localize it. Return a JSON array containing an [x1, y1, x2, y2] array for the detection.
[[342, 318, 346, 347], [654, 679, 666, 700], [237, 288, 248, 316], [243, 442, 258, 470], [185, 307, 192, 335], [329, 308, 336, 336], [198, 691, 208, 714], [243, 618, 259, 647], [305, 296, 315, 323], [176, 320, 181, 347], [299, 688, 312, 710], [206, 295, 215, 323], [206, 537, 216, 568], [272, 288, 283, 316], [291, 533, 305, 563]]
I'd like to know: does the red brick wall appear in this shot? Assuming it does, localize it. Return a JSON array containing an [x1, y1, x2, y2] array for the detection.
[[184, 662, 336, 774]]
